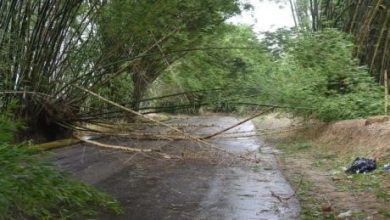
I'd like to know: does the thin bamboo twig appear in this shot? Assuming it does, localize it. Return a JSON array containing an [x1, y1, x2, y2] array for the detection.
[[348, 0, 362, 33], [370, 8, 390, 73], [0, 90, 53, 97], [201, 109, 273, 139], [75, 135, 152, 153], [356, 0, 383, 56], [271, 174, 304, 202], [384, 69, 388, 115]]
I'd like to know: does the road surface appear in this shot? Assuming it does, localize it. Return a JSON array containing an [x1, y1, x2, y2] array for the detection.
[[50, 116, 300, 219]]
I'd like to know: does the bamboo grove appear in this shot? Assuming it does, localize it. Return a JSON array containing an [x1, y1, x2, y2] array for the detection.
[[289, 0, 390, 82], [0, 0, 242, 139], [1, 0, 389, 140]]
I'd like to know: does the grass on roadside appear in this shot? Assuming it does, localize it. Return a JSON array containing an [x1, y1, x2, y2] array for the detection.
[[0, 144, 122, 220], [274, 139, 335, 220], [284, 171, 335, 220]]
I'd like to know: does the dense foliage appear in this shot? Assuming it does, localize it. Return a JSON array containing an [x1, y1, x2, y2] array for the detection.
[[0, 103, 20, 143], [289, 0, 390, 82], [261, 29, 383, 120], [97, 0, 241, 110], [148, 24, 269, 113], [146, 26, 384, 121], [1, 0, 386, 131], [0, 145, 122, 220], [0, 112, 121, 219], [0, 0, 242, 136]]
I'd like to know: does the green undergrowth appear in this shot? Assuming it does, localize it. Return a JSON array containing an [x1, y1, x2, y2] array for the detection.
[[0, 108, 122, 220], [283, 170, 335, 220], [274, 139, 335, 220], [0, 144, 122, 220]]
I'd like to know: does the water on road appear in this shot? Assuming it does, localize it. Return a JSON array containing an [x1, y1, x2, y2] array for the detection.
[[51, 116, 300, 219]]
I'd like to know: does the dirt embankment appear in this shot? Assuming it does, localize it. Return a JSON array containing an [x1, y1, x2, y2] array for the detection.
[[306, 115, 390, 160], [255, 114, 390, 219]]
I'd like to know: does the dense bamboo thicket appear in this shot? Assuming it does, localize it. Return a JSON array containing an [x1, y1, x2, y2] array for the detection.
[[0, 0, 241, 139], [1, 0, 389, 139], [0, 0, 102, 138], [290, 0, 390, 82]]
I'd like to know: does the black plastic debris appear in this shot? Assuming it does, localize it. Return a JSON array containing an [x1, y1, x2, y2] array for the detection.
[[345, 157, 376, 173]]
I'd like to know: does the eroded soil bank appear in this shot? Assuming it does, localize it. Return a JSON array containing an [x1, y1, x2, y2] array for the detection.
[[254, 114, 390, 219], [50, 116, 300, 219]]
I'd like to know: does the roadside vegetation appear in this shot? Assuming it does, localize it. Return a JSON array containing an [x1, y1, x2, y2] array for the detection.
[[0, 0, 389, 219], [254, 115, 390, 219], [0, 110, 121, 220]]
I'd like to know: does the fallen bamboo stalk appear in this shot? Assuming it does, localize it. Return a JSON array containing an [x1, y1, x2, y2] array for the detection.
[[0, 90, 53, 98], [35, 138, 81, 151], [87, 123, 305, 141], [201, 109, 273, 139], [75, 135, 153, 153], [102, 133, 181, 141]]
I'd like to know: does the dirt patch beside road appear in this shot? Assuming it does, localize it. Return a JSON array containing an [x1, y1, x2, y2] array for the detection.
[[254, 114, 390, 219]]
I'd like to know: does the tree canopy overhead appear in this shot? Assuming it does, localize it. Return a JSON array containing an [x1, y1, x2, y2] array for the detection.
[[0, 0, 243, 137], [0, 0, 388, 139], [98, 0, 242, 109]]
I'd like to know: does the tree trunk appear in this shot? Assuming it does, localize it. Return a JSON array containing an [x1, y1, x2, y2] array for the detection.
[[289, 0, 298, 28]]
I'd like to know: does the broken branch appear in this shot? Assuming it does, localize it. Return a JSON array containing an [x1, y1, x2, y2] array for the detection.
[[75, 135, 153, 153], [202, 109, 273, 139]]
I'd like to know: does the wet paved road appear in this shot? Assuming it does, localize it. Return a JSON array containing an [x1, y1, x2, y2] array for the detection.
[[51, 116, 300, 219]]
